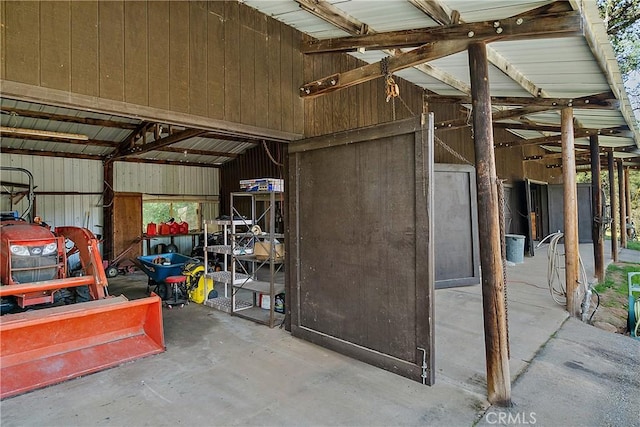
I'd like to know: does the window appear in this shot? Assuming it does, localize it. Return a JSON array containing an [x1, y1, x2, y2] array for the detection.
[[142, 195, 219, 234], [143, 201, 200, 232]]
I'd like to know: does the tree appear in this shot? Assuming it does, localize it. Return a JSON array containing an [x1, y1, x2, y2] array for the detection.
[[597, 0, 640, 117]]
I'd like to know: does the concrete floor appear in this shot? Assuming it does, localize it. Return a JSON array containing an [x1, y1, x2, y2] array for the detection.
[[1, 244, 638, 426]]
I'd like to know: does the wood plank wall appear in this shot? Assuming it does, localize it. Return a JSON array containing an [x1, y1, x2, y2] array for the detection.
[[0, 1, 304, 136], [0, 0, 557, 186]]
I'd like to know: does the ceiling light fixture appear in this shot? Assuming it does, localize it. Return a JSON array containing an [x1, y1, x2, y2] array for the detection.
[[0, 126, 89, 141]]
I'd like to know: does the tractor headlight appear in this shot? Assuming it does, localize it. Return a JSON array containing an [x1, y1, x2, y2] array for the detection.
[[10, 245, 30, 256], [42, 242, 58, 255]]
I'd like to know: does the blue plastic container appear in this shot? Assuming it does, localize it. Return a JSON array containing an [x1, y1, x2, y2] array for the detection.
[[137, 253, 195, 283], [505, 234, 525, 263]]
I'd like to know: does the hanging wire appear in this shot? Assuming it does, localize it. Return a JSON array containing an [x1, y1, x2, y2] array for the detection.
[[434, 134, 474, 166], [263, 140, 283, 167]]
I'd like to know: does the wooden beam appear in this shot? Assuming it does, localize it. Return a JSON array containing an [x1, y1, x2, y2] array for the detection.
[[156, 146, 238, 158], [295, 0, 369, 35], [495, 122, 629, 135], [523, 150, 592, 162], [608, 150, 619, 262], [108, 121, 154, 159], [109, 128, 206, 160], [0, 106, 139, 129], [618, 159, 627, 248], [118, 157, 220, 168], [625, 168, 632, 234], [0, 131, 117, 147], [426, 92, 619, 109], [0, 147, 103, 160], [486, 48, 548, 97], [561, 107, 580, 317], [302, 10, 582, 54], [413, 61, 471, 93], [436, 105, 554, 132], [590, 135, 605, 282], [407, 0, 456, 25], [469, 42, 511, 407], [301, 39, 471, 97], [495, 127, 627, 149]]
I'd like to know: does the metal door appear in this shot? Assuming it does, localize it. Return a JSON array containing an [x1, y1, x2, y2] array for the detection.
[[287, 115, 435, 384]]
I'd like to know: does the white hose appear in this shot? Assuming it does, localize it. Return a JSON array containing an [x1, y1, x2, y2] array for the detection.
[[543, 232, 592, 319]]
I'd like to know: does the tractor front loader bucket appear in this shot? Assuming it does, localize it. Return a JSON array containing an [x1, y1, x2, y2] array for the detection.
[[0, 294, 164, 399]]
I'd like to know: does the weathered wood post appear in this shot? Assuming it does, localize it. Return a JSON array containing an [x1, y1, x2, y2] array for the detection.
[[608, 150, 618, 262], [561, 108, 579, 317], [625, 167, 631, 237], [590, 135, 604, 282], [468, 42, 511, 406], [618, 160, 627, 248]]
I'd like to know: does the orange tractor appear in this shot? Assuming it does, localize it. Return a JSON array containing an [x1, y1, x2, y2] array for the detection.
[[0, 167, 165, 399]]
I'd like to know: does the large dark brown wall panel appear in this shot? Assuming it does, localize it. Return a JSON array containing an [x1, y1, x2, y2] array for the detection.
[[99, 1, 124, 101], [169, 1, 190, 113], [40, 1, 70, 91], [124, 1, 148, 106], [189, 1, 208, 117], [5, 1, 40, 85], [148, 1, 170, 110], [71, 1, 98, 96]]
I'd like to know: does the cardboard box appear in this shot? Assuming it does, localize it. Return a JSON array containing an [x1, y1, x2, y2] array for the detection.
[[253, 241, 285, 261], [240, 178, 284, 192]]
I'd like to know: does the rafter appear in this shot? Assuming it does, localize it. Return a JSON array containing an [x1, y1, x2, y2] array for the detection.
[[407, 0, 458, 25], [0, 130, 117, 147], [157, 146, 238, 158], [302, 10, 582, 54], [109, 128, 206, 160], [301, 9, 582, 97], [425, 91, 618, 109], [295, 0, 368, 35], [485, 48, 548, 97], [0, 106, 139, 129], [435, 105, 555, 132], [0, 147, 103, 161], [495, 127, 628, 149]]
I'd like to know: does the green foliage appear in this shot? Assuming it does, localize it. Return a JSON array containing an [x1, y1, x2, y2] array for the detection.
[[142, 202, 199, 232], [596, 0, 640, 114], [594, 262, 640, 295]]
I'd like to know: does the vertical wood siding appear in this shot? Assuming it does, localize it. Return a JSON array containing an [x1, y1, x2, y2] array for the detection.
[[2, 1, 304, 135], [1, 0, 556, 186]]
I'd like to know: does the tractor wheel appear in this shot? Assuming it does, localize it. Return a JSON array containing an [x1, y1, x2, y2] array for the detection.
[[106, 265, 119, 278]]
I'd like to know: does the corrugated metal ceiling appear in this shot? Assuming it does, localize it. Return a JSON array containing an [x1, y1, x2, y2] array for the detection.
[[245, 0, 639, 162]]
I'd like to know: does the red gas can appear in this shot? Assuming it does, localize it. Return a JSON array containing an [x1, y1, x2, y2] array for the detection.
[[159, 223, 170, 235], [146, 222, 157, 236], [169, 221, 180, 235], [178, 221, 189, 234]]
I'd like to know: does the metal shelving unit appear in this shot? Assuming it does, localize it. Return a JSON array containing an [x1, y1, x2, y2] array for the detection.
[[230, 191, 285, 328], [203, 219, 254, 313]]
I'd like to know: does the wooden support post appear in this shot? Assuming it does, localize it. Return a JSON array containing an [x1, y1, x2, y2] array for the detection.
[[608, 151, 618, 262], [561, 108, 580, 317], [618, 160, 627, 248], [625, 167, 632, 237], [469, 42, 511, 406], [589, 135, 604, 283], [103, 161, 114, 262]]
